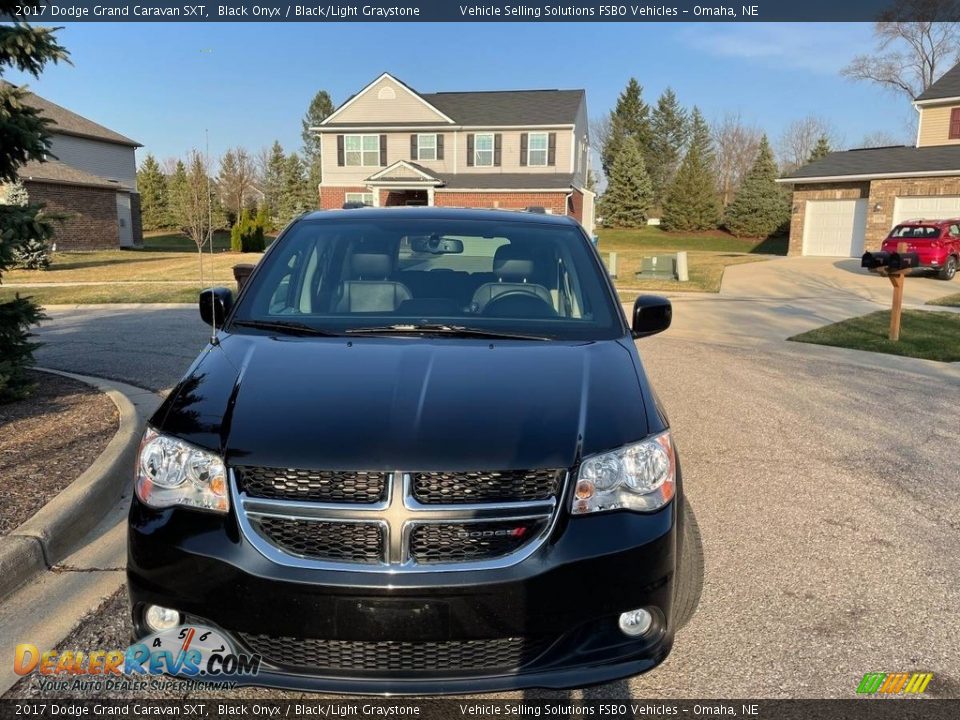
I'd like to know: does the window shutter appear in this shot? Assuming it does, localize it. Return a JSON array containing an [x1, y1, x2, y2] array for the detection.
[[337, 135, 345, 166], [950, 108, 960, 140], [548, 133, 557, 166], [410, 134, 418, 159], [437, 134, 444, 160], [494, 133, 502, 166], [467, 134, 475, 167], [380, 135, 388, 165], [520, 133, 528, 166]]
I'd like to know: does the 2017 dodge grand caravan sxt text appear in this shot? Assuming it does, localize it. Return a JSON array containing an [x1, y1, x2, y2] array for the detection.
[[128, 208, 702, 694]]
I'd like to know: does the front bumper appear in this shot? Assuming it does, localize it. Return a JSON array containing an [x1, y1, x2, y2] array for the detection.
[[127, 498, 678, 694]]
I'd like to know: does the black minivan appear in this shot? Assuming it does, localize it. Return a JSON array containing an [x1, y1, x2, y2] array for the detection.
[[128, 207, 701, 694]]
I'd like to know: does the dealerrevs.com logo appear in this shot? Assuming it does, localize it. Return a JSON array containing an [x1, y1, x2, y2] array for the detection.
[[856, 672, 934, 695], [14, 625, 261, 692]]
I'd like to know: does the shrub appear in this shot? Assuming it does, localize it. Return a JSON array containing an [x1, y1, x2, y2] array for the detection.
[[230, 209, 266, 253]]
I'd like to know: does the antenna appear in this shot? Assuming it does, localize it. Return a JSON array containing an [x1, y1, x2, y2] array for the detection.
[[206, 127, 217, 346]]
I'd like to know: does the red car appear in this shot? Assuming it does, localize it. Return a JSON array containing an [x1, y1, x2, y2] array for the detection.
[[881, 219, 960, 280]]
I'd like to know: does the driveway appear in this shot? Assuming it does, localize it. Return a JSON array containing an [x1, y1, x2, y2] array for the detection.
[[13, 260, 960, 699]]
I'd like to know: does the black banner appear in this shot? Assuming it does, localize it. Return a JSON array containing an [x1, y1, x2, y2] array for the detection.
[[4, 0, 960, 23], [1, 700, 959, 720]]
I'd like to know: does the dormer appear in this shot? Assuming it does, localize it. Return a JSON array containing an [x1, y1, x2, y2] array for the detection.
[[915, 62, 960, 148]]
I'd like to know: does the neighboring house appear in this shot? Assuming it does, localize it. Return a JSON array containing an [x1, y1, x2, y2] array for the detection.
[[9, 86, 142, 250], [313, 73, 595, 231], [780, 61, 960, 257]]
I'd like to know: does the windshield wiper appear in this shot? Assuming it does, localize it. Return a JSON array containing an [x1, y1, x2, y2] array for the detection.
[[231, 320, 340, 337], [344, 323, 551, 341]]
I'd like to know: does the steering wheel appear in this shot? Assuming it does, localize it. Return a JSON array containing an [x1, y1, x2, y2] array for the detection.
[[481, 291, 557, 318]]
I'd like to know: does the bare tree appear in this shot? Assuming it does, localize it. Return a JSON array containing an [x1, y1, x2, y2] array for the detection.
[[859, 130, 905, 147], [712, 113, 762, 206], [217, 147, 255, 223], [777, 116, 841, 173], [173, 150, 217, 253], [842, 5, 960, 99]]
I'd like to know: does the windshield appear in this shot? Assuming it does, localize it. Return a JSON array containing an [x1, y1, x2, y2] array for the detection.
[[230, 217, 622, 341], [890, 225, 941, 239]]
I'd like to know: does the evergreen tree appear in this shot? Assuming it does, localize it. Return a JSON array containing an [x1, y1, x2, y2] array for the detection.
[[137, 154, 168, 231], [807, 135, 832, 164], [661, 108, 721, 232], [302, 90, 333, 186], [166, 160, 188, 228], [600, 78, 651, 178], [279, 152, 312, 224], [262, 141, 286, 222], [648, 88, 689, 212], [597, 136, 653, 228], [0, 10, 68, 401], [724, 135, 790, 238]]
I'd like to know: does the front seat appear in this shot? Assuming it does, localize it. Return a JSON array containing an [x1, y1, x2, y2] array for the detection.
[[470, 245, 553, 313], [335, 253, 412, 313]]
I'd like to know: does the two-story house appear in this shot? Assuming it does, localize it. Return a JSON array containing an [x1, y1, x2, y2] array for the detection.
[[313, 73, 595, 231], [780, 61, 960, 257], [7, 86, 142, 250]]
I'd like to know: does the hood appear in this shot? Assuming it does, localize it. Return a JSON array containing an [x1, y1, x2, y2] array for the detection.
[[155, 334, 649, 472]]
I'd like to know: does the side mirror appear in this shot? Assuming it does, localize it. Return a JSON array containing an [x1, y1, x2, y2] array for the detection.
[[632, 295, 672, 339], [199, 287, 234, 328]]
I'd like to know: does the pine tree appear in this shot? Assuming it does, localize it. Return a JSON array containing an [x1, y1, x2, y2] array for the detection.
[[724, 135, 790, 239], [807, 135, 832, 164], [137, 154, 168, 231], [597, 136, 653, 228], [661, 108, 721, 232], [600, 78, 651, 178], [166, 160, 188, 228], [279, 152, 312, 224], [0, 11, 68, 401], [302, 90, 333, 186], [262, 141, 286, 222], [648, 88, 689, 212]]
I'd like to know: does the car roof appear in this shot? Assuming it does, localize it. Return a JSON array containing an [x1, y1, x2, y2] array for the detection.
[[296, 206, 580, 226], [896, 218, 960, 226]]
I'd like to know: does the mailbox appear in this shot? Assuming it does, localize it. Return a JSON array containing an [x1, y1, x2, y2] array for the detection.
[[861, 251, 890, 269], [888, 252, 920, 271]]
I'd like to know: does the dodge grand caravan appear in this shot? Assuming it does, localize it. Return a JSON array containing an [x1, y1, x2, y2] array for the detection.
[[128, 208, 701, 694]]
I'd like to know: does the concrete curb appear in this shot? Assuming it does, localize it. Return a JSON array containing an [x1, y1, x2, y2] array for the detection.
[[0, 369, 159, 602]]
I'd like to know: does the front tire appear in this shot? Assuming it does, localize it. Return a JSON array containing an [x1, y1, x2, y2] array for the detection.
[[939, 256, 957, 281], [673, 497, 704, 630]]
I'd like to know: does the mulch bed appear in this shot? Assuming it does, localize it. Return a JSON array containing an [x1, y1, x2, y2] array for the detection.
[[0, 370, 118, 537]]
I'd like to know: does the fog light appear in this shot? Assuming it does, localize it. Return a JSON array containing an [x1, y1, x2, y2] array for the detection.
[[144, 605, 182, 633], [618, 608, 653, 637]]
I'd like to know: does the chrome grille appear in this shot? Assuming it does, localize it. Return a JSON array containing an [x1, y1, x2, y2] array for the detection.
[[234, 470, 565, 572], [235, 467, 387, 504], [240, 633, 553, 674], [412, 470, 562, 504]]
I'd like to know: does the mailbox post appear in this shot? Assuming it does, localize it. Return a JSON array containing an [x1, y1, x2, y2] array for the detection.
[[861, 241, 920, 341]]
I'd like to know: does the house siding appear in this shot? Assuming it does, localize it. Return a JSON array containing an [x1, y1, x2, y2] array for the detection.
[[25, 180, 120, 251], [327, 76, 451, 125], [917, 104, 960, 147], [47, 134, 138, 190]]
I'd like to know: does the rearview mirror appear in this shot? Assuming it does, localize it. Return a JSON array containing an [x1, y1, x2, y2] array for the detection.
[[410, 235, 464, 254], [632, 295, 672, 338], [199, 287, 234, 328]]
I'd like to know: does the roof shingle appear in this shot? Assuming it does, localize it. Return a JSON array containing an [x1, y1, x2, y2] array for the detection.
[[782, 145, 960, 181], [421, 89, 583, 126], [12, 86, 141, 147], [916, 63, 960, 102], [18, 158, 122, 189]]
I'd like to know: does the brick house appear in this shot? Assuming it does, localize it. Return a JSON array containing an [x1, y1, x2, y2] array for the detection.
[[780, 61, 960, 257], [313, 73, 595, 231], [7, 86, 142, 250]]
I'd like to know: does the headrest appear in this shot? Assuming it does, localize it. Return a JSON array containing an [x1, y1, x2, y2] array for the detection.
[[493, 245, 535, 282], [351, 253, 392, 280]]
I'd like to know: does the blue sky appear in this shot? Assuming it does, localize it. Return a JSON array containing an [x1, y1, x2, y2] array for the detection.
[[7, 22, 917, 168]]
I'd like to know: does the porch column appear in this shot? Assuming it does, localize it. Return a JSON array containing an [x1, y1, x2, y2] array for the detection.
[[427, 187, 435, 206]]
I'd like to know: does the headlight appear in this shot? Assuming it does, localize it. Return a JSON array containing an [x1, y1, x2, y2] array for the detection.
[[135, 428, 228, 513], [572, 431, 675, 515]]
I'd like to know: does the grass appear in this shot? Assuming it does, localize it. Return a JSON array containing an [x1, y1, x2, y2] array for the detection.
[[595, 226, 787, 295], [789, 310, 960, 363], [0, 284, 204, 304], [927, 292, 960, 308]]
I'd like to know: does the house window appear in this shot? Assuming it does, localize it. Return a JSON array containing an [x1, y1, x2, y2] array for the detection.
[[474, 134, 494, 167], [528, 133, 549, 166], [344, 135, 380, 166], [950, 108, 960, 140], [417, 134, 437, 161], [345, 192, 373, 206]]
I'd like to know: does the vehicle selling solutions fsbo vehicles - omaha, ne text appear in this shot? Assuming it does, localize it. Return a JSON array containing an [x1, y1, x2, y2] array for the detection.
[[127, 207, 701, 693]]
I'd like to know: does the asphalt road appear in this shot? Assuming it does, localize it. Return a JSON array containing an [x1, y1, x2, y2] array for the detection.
[[18, 306, 960, 699]]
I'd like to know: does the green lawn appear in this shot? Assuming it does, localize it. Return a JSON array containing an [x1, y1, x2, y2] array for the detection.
[[595, 226, 787, 295], [141, 230, 277, 252], [0, 284, 204, 304], [789, 310, 960, 362], [927, 292, 960, 308]]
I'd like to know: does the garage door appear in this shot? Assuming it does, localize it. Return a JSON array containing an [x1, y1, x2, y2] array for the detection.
[[892, 196, 960, 227], [802, 199, 868, 257]]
